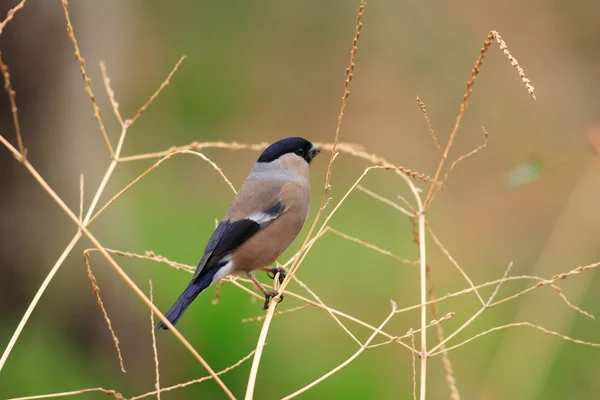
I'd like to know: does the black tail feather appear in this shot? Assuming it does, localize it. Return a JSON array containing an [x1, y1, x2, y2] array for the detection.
[[156, 274, 213, 330]]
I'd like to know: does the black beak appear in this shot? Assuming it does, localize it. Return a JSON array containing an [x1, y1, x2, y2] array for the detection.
[[310, 146, 320, 159]]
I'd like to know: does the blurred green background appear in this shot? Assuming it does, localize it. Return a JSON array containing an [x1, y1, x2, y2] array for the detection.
[[1, 0, 600, 399]]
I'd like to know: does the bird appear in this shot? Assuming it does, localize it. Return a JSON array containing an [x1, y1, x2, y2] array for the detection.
[[157, 137, 320, 330]]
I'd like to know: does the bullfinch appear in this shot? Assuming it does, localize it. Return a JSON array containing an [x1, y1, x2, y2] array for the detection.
[[157, 137, 319, 329]]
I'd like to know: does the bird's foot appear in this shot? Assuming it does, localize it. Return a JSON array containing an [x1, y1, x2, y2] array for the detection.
[[262, 290, 284, 310], [265, 267, 286, 284]]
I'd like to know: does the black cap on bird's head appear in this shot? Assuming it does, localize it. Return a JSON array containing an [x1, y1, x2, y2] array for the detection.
[[257, 137, 320, 164]]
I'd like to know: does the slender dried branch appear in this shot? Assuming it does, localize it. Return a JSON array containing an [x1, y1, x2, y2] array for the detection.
[[84, 252, 126, 372], [128, 56, 186, 126], [242, 304, 311, 323], [416, 96, 440, 151], [429, 262, 514, 355], [89, 149, 236, 225], [149, 281, 161, 400], [100, 61, 124, 126], [426, 222, 485, 305], [356, 185, 414, 217], [0, 0, 30, 36], [78, 174, 84, 222], [431, 322, 600, 357], [8, 387, 124, 400], [328, 227, 418, 265], [281, 301, 397, 400], [61, 0, 114, 157], [411, 330, 417, 400], [130, 350, 257, 400], [0, 52, 24, 157], [424, 30, 535, 209]]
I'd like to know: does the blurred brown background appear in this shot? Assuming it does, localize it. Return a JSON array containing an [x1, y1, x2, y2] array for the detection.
[[1, 0, 599, 399]]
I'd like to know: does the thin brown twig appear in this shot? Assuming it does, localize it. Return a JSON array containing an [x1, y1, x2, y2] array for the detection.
[[99, 61, 124, 126], [292, 274, 362, 346], [128, 55, 186, 126], [426, 222, 485, 305], [8, 387, 125, 400], [366, 312, 455, 349], [425, 266, 460, 400], [61, 0, 114, 158], [149, 281, 161, 400], [409, 215, 459, 399], [432, 128, 489, 201], [411, 329, 417, 400], [83, 252, 126, 373], [130, 350, 257, 400], [78, 174, 84, 222], [492, 31, 536, 99], [241, 304, 311, 323], [429, 262, 514, 355], [89, 149, 236, 225], [212, 280, 226, 305], [416, 96, 440, 151], [281, 300, 397, 400], [328, 227, 418, 265], [0, 0, 30, 37], [430, 322, 600, 357], [356, 185, 414, 217], [0, 52, 24, 158], [424, 30, 535, 209]]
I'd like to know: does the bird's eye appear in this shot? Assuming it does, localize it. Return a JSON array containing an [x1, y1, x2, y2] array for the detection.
[[295, 148, 305, 157]]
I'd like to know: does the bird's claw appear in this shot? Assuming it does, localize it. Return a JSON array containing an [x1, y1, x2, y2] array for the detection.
[[262, 290, 284, 310], [266, 267, 286, 284]]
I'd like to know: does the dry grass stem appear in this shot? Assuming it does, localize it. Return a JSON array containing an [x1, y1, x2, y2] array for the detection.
[[431, 322, 600, 357], [89, 149, 236, 225], [0, 52, 24, 157], [426, 222, 485, 305], [149, 281, 161, 400], [551, 285, 595, 320], [281, 301, 397, 400], [85, 247, 195, 273], [78, 174, 84, 222], [61, 0, 114, 157], [128, 55, 186, 126], [292, 274, 362, 345], [84, 252, 126, 372], [130, 350, 257, 400], [416, 96, 441, 151], [0, 0, 30, 36], [366, 312, 455, 349], [212, 280, 226, 305], [241, 304, 311, 323], [424, 30, 536, 209], [8, 387, 125, 400], [356, 185, 414, 217], [433, 128, 489, 200], [429, 262, 514, 355], [425, 265, 460, 400], [411, 330, 417, 400], [328, 227, 417, 264], [491, 31, 536, 99], [100, 61, 125, 126]]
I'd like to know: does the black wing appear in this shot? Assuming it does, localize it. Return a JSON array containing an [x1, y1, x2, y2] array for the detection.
[[192, 201, 285, 281]]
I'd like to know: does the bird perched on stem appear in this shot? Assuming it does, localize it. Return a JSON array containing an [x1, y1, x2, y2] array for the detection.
[[157, 137, 319, 330]]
